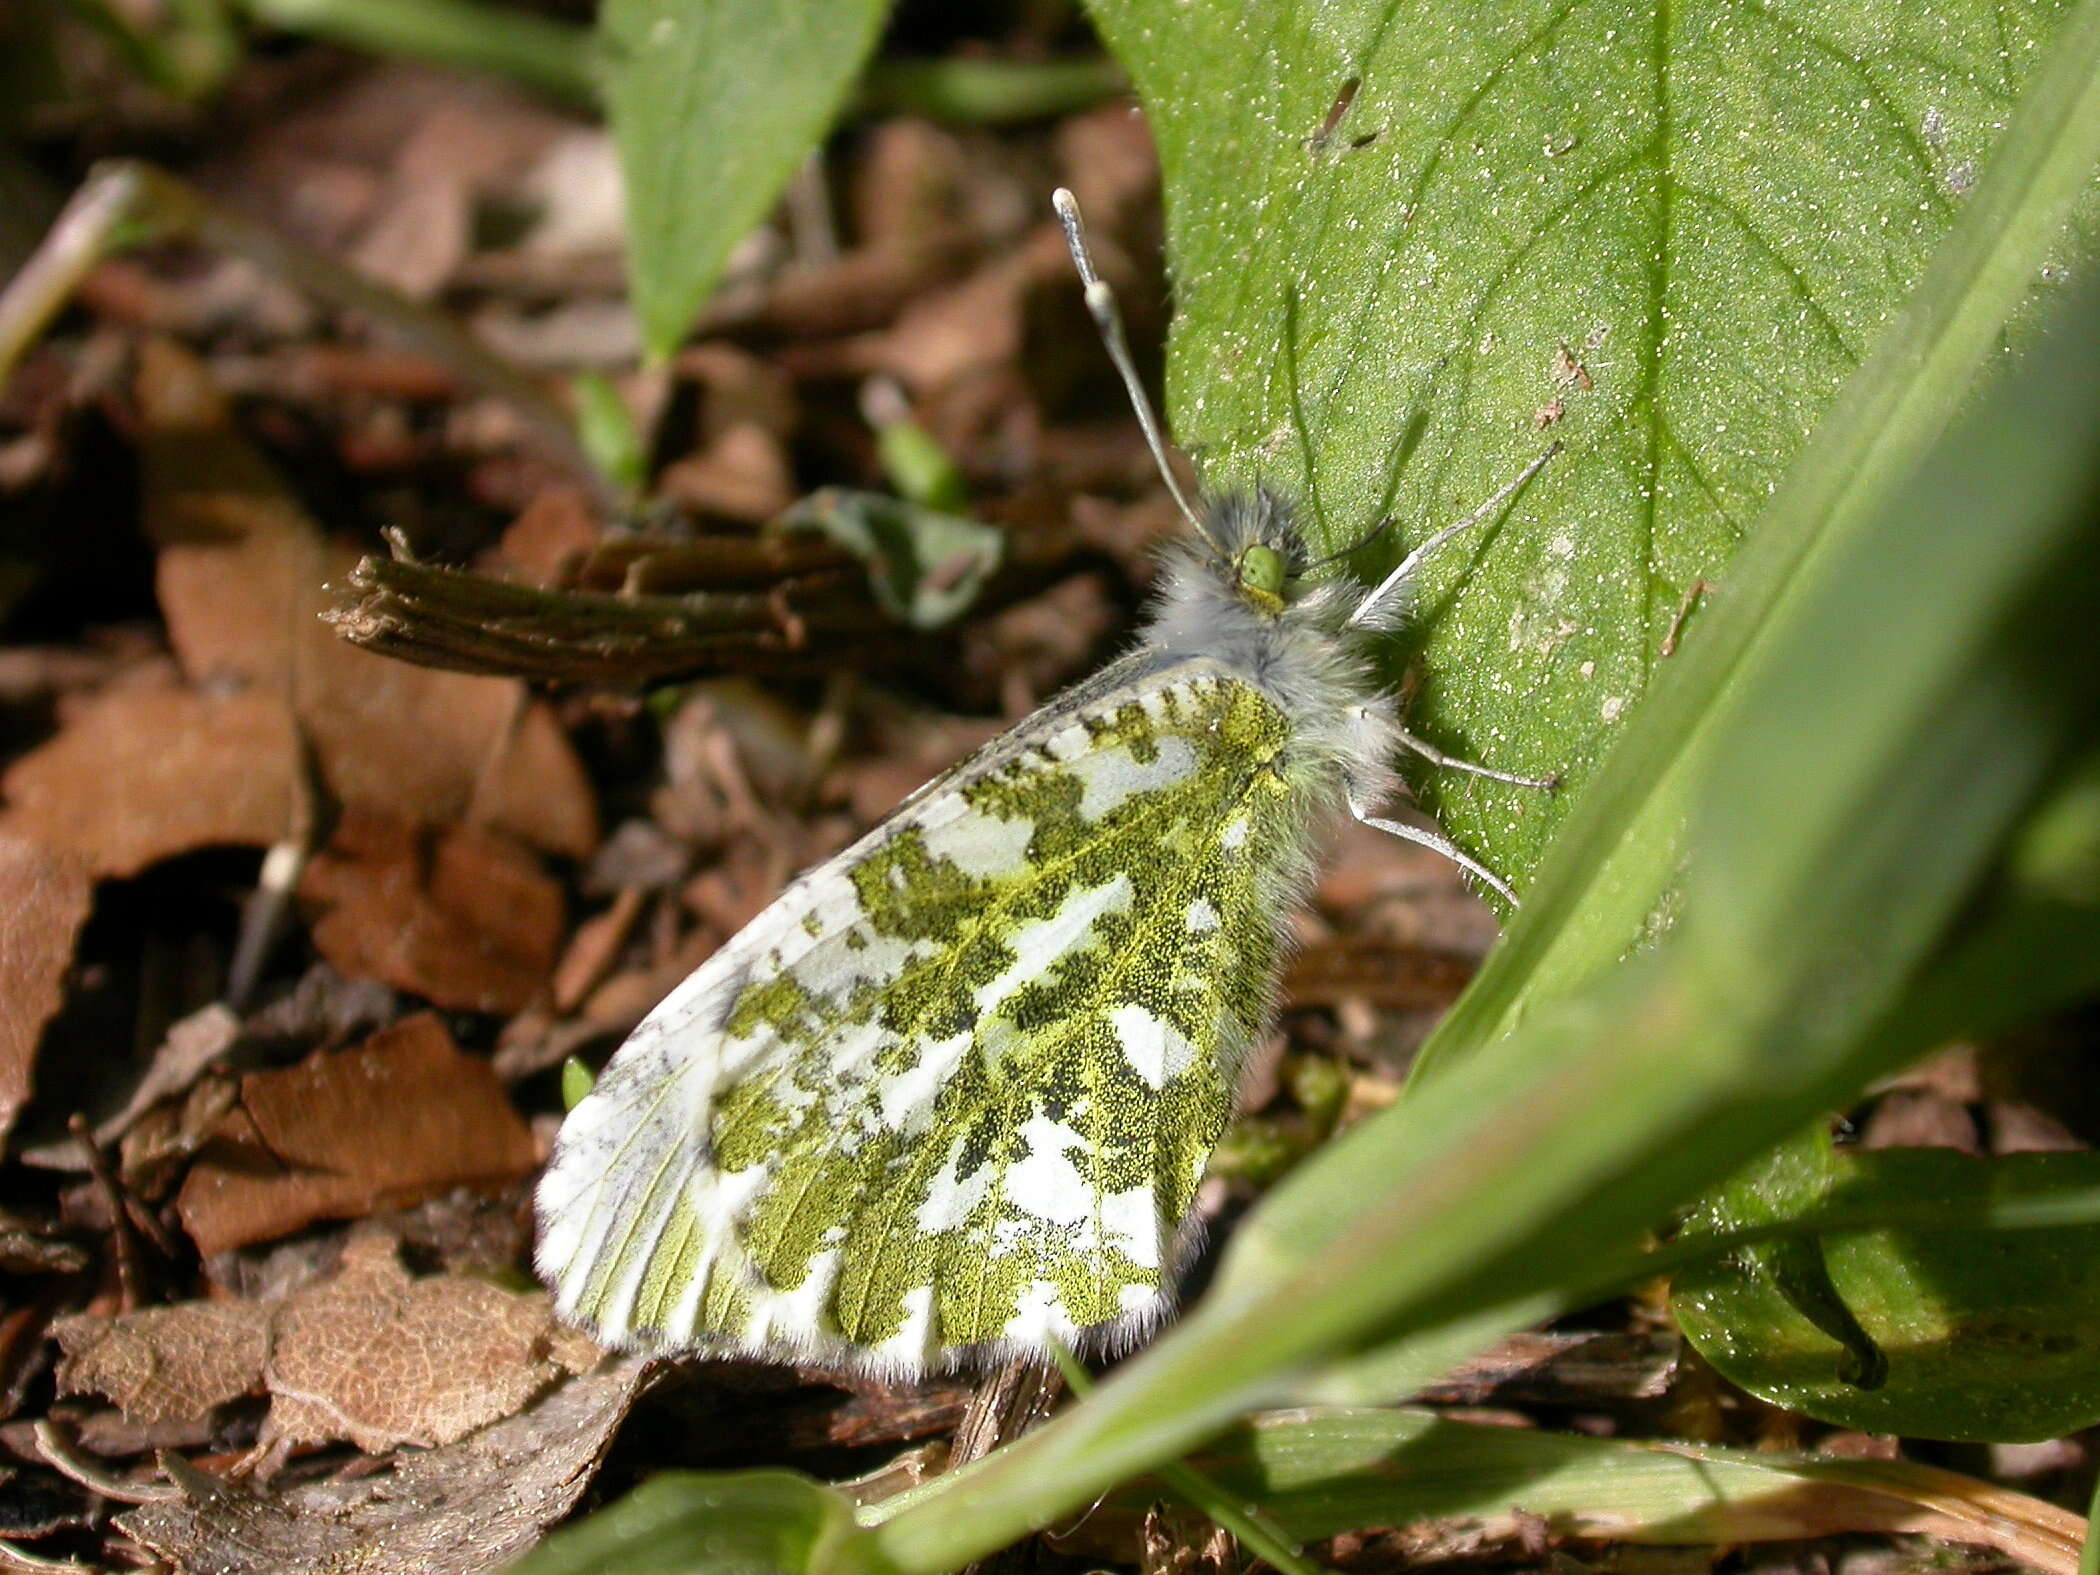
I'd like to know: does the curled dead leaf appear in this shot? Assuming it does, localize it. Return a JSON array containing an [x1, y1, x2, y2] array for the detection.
[[176, 1014, 538, 1257], [298, 808, 564, 1014], [0, 835, 95, 1142]]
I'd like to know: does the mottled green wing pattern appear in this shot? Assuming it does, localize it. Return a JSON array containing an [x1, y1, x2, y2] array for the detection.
[[536, 661, 1308, 1373]]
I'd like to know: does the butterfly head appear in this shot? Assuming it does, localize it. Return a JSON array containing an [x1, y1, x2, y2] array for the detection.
[[1235, 541, 1289, 612], [1202, 491, 1313, 619]]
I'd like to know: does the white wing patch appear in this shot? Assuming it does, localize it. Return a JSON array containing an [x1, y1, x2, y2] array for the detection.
[[1071, 733, 1197, 819], [972, 874, 1132, 1019], [1109, 1003, 1198, 1090], [922, 806, 1036, 878]]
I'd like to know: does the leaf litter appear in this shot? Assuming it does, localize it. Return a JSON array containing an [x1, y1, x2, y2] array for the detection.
[[175, 1013, 539, 1257], [0, 16, 2093, 1575]]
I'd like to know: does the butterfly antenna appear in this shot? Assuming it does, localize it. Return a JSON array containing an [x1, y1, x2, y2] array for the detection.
[[1301, 514, 1398, 573], [1051, 188, 1221, 555]]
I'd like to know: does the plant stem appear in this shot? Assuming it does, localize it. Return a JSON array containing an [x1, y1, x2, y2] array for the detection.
[[237, 0, 596, 106], [0, 162, 143, 388], [1048, 1345, 1322, 1575], [860, 57, 1127, 124]]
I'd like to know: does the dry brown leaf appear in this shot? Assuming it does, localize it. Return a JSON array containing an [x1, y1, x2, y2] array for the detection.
[[847, 119, 972, 254], [214, 63, 567, 253], [53, 1300, 270, 1424], [118, 1357, 646, 1575], [98, 1002, 243, 1147], [655, 422, 795, 522], [496, 485, 601, 586], [176, 1014, 538, 1256], [1858, 1087, 1983, 1152], [262, 1233, 600, 1451], [359, 80, 572, 297], [0, 681, 301, 878], [135, 338, 597, 862], [873, 226, 1070, 393], [56, 1234, 605, 1455], [549, 887, 646, 1015], [0, 835, 94, 1141], [298, 808, 564, 1014]]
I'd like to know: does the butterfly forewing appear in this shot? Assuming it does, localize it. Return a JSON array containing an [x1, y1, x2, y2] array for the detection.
[[537, 660, 1304, 1373]]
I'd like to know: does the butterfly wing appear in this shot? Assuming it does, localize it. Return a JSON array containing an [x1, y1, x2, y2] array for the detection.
[[535, 656, 1310, 1375]]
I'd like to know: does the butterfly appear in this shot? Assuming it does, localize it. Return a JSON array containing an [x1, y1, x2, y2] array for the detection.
[[535, 189, 1557, 1377]]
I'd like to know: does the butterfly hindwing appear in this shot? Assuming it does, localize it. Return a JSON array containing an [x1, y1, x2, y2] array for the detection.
[[537, 659, 1306, 1374]]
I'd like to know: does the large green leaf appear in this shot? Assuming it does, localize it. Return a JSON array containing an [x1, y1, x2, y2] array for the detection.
[[600, 0, 887, 358], [1087, 0, 2079, 879]]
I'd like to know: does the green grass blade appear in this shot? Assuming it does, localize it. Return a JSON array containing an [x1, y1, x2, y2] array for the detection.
[[601, 0, 887, 359], [240, 0, 594, 105], [1156, 1408, 2080, 1570]]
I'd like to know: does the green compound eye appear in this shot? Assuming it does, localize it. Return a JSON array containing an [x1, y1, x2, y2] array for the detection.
[[1239, 544, 1287, 600]]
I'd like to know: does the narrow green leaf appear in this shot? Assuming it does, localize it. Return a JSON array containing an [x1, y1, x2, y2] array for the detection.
[[601, 0, 887, 358], [1159, 1408, 2081, 1569], [871, 420, 967, 514], [1088, 0, 2089, 880], [858, 56, 1126, 125], [240, 0, 594, 105], [505, 1469, 892, 1575], [1676, 1150, 2100, 1442], [1049, 1346, 1321, 1575]]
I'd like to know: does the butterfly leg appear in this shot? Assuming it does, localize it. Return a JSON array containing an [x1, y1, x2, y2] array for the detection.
[[1344, 780, 1521, 907], [1347, 442, 1562, 629], [1395, 727, 1559, 791]]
